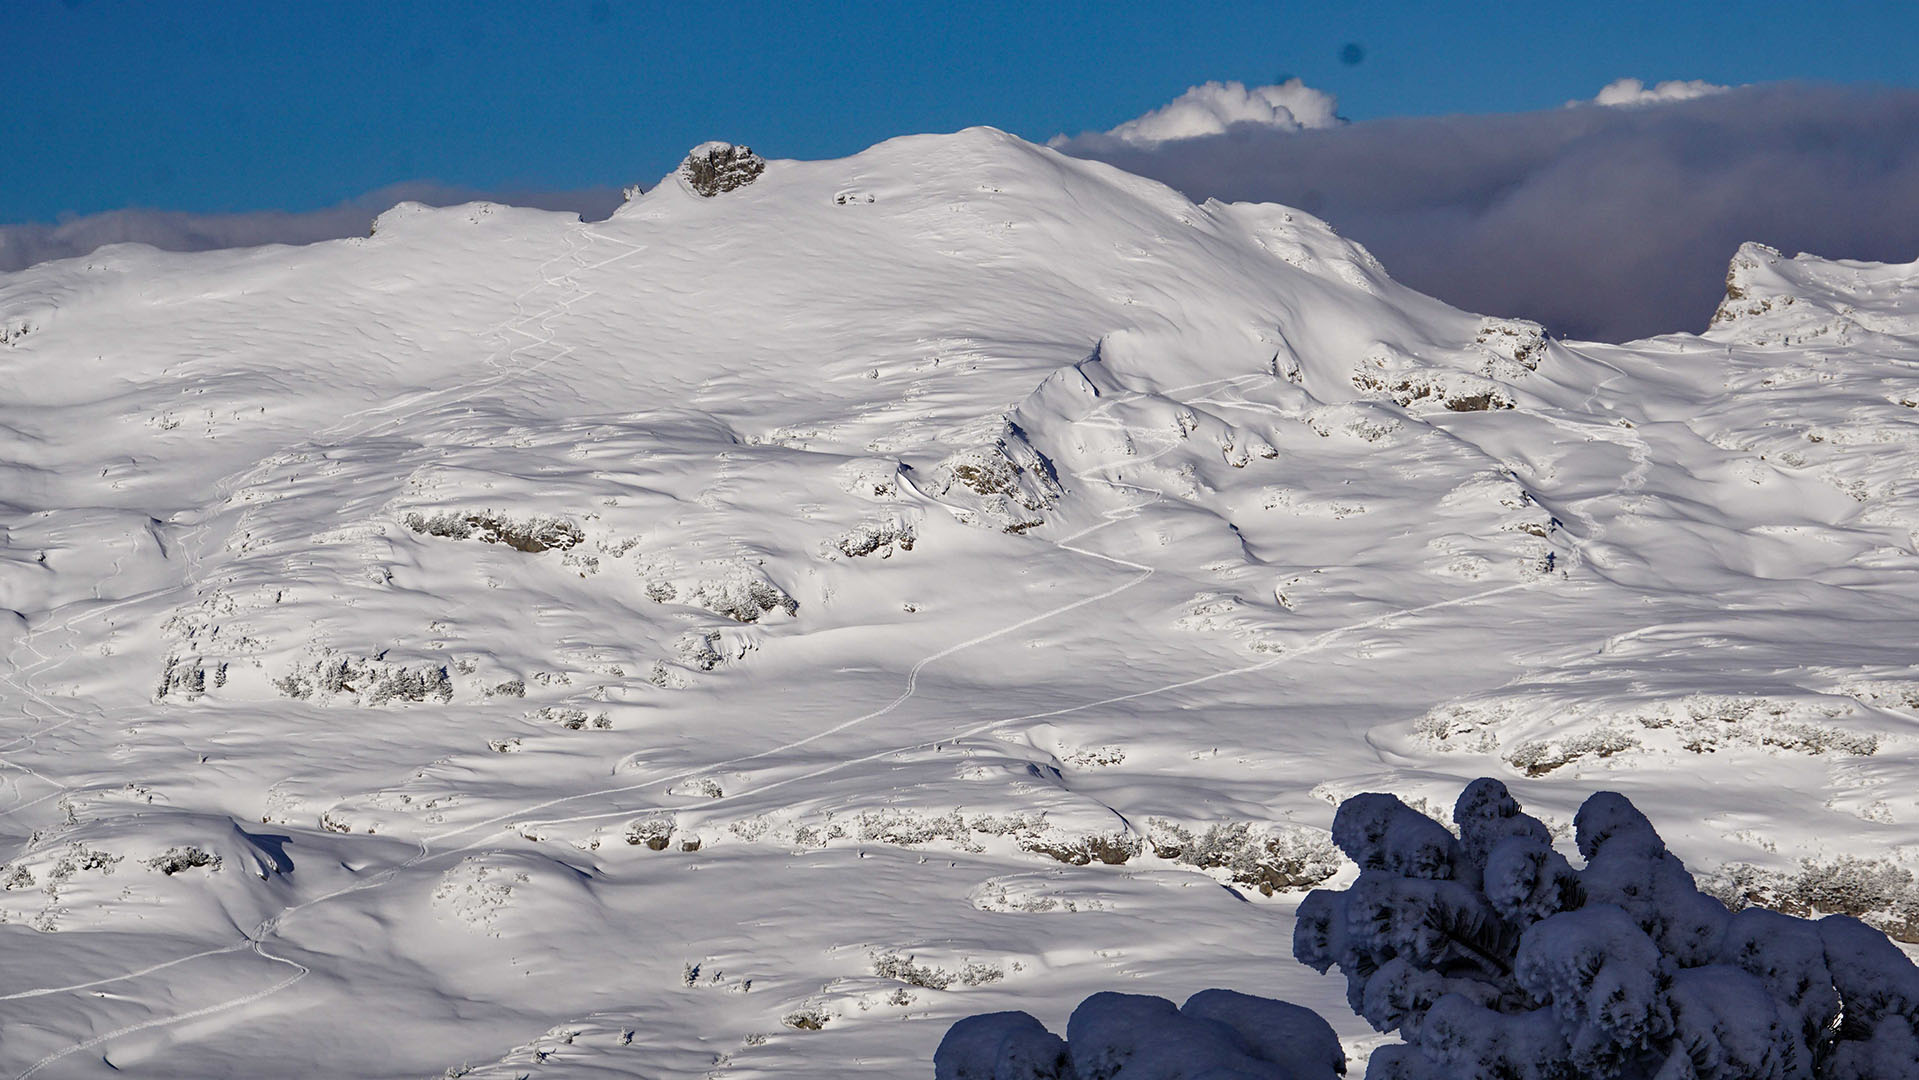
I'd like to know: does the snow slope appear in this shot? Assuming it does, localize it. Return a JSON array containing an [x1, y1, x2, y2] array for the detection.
[[2, 129, 1918, 1077]]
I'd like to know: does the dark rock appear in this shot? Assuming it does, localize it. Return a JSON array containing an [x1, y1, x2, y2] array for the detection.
[[681, 142, 766, 197]]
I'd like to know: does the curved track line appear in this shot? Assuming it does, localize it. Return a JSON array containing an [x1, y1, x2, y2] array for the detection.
[[16, 939, 309, 1079]]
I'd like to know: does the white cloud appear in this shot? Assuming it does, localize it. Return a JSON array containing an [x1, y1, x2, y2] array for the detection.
[[1589, 77, 1730, 107], [1060, 79, 1341, 149], [1054, 80, 1919, 342]]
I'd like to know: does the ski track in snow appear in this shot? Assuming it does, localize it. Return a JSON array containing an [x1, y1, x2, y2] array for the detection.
[[13, 942, 309, 1080]]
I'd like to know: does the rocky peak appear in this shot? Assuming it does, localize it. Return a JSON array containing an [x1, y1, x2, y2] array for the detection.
[[1709, 242, 1788, 326], [680, 141, 767, 197]]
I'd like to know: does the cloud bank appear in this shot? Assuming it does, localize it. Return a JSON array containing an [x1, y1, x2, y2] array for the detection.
[[0, 183, 623, 275], [1058, 79, 1919, 342]]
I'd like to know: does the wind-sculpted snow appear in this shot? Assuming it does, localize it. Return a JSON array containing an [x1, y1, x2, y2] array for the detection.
[[2, 129, 1918, 1077]]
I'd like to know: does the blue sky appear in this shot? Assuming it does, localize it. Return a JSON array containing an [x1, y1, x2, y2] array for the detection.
[[6, 0, 1917, 223]]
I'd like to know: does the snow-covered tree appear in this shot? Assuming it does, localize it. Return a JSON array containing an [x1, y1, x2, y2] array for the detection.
[[1295, 779, 1919, 1079], [939, 780, 1919, 1078], [935, 989, 1345, 1080]]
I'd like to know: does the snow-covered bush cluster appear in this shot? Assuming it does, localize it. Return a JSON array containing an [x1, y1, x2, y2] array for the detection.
[[273, 652, 453, 705], [0, 314, 36, 346], [874, 950, 1005, 991], [674, 630, 727, 671], [155, 653, 227, 700], [830, 517, 917, 558], [146, 846, 221, 875], [940, 781, 1919, 1079], [685, 574, 797, 623], [640, 561, 798, 623], [935, 990, 1345, 1080], [1351, 368, 1514, 413], [403, 510, 583, 553], [1701, 857, 1919, 946], [1415, 693, 1884, 774], [1145, 818, 1342, 896], [1294, 779, 1919, 1078]]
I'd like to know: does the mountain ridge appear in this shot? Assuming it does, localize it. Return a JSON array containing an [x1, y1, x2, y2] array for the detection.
[[2, 130, 1917, 1078]]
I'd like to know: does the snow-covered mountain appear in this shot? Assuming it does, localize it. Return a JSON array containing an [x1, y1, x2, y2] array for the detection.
[[3, 129, 1917, 1078]]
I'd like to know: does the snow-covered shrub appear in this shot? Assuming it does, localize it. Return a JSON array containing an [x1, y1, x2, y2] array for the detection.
[[938, 781, 1919, 1078], [1020, 831, 1140, 867], [1417, 692, 1882, 771], [935, 990, 1344, 1080], [1700, 857, 1919, 945], [1145, 818, 1342, 896], [783, 1003, 830, 1030], [1352, 368, 1515, 412], [146, 846, 221, 875], [1506, 727, 1640, 775], [936, 1011, 1070, 1080], [644, 562, 797, 623], [403, 510, 582, 553], [1293, 778, 1919, 1078], [155, 654, 223, 700], [831, 517, 917, 558], [273, 652, 453, 706], [0, 316, 36, 346], [532, 705, 609, 730], [872, 951, 1003, 990], [674, 630, 725, 671], [625, 816, 677, 850]]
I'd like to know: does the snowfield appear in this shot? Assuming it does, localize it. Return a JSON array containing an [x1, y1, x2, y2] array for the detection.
[[2, 128, 1918, 1077]]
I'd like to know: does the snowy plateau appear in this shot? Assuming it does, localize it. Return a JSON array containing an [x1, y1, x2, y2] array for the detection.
[[2, 128, 1918, 1077]]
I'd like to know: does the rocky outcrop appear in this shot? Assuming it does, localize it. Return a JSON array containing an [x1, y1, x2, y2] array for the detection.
[[680, 142, 766, 197], [1710, 242, 1791, 326]]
